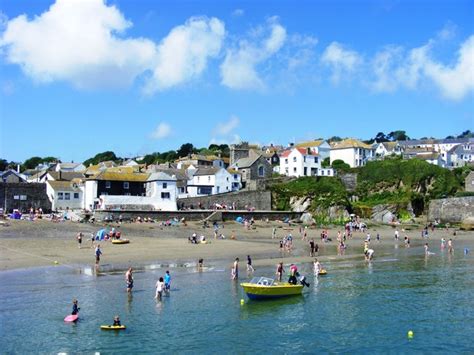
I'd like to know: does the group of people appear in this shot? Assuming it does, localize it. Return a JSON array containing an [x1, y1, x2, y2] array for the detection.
[[279, 234, 294, 252], [69, 299, 121, 327], [154, 270, 171, 301]]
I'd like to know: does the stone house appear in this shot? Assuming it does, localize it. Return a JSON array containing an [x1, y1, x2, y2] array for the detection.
[[0, 182, 51, 213], [231, 153, 272, 190], [0, 170, 26, 183]]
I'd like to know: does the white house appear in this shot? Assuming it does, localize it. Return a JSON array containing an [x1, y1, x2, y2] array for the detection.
[[416, 152, 445, 167], [55, 162, 85, 172], [279, 148, 334, 177], [447, 143, 474, 167], [46, 180, 84, 211], [330, 139, 374, 168], [145, 172, 178, 210], [185, 167, 240, 197], [374, 141, 402, 158], [295, 140, 331, 160]]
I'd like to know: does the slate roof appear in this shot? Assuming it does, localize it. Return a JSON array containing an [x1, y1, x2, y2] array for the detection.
[[330, 139, 373, 150], [147, 172, 177, 181], [295, 140, 325, 148], [193, 167, 221, 176], [232, 155, 261, 169], [47, 180, 81, 192], [47, 171, 85, 181]]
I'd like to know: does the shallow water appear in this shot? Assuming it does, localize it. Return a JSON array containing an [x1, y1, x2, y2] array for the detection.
[[1, 247, 474, 354]]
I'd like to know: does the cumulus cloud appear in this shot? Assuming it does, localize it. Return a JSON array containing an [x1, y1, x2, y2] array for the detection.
[[370, 35, 474, 100], [143, 17, 225, 94], [321, 42, 362, 84], [150, 122, 172, 139], [220, 17, 287, 90], [210, 115, 241, 144], [0, 0, 156, 89]]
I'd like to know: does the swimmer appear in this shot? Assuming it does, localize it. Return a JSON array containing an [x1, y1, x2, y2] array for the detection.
[[365, 248, 374, 261], [198, 258, 204, 269], [424, 243, 429, 255], [76, 232, 83, 248], [441, 238, 446, 250], [94, 244, 103, 265], [448, 239, 454, 254]]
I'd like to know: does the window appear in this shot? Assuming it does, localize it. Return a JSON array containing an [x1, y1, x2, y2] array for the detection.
[[13, 195, 20, 200], [315, 157, 318, 163], [226, 177, 229, 181], [161, 192, 170, 199], [285, 159, 288, 164], [198, 187, 212, 195], [20, 195, 27, 201], [163, 182, 167, 189], [293, 167, 297, 173], [303, 156, 306, 163], [74, 193, 79, 199], [123, 182, 129, 189], [65, 193, 71, 200], [258, 165, 265, 177], [234, 174, 238, 179], [293, 157, 297, 162], [58, 192, 64, 200], [106, 181, 111, 189], [321, 170, 325, 176]]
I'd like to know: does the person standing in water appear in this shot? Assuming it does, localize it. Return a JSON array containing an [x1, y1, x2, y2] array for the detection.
[[155, 277, 165, 301], [125, 267, 134, 293], [95, 244, 103, 265], [76, 232, 83, 249], [448, 239, 454, 254], [231, 258, 239, 280], [71, 299, 80, 315], [424, 243, 430, 255], [276, 262, 284, 282], [313, 259, 322, 275], [246, 255, 254, 273], [164, 270, 171, 294]]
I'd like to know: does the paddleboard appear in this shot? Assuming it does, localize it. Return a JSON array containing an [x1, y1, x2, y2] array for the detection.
[[64, 314, 78, 322], [100, 325, 126, 330]]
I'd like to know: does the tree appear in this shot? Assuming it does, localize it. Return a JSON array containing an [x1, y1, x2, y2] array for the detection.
[[83, 151, 118, 167], [177, 143, 194, 158], [0, 159, 8, 171], [457, 130, 473, 138], [22, 156, 43, 170], [387, 130, 409, 141], [374, 132, 388, 142], [321, 157, 331, 168], [328, 136, 342, 142], [331, 159, 351, 172]]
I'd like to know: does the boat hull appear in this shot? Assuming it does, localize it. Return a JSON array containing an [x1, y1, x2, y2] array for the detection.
[[241, 282, 303, 300]]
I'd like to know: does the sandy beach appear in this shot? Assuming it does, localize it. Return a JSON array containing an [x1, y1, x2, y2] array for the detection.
[[0, 219, 472, 271]]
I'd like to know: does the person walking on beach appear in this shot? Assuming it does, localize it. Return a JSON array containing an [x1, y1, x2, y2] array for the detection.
[[95, 244, 103, 265], [309, 239, 315, 257], [276, 262, 284, 282], [272, 227, 276, 239], [247, 255, 254, 273], [231, 258, 239, 280], [394, 229, 399, 241], [155, 277, 165, 301], [125, 267, 134, 293], [76, 232, 83, 249]]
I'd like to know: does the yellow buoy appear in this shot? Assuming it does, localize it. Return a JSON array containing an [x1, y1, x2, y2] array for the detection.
[[240, 299, 245, 305], [54, 261, 59, 265], [408, 330, 414, 338]]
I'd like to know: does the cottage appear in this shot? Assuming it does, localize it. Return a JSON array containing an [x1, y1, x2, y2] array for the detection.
[[374, 141, 402, 158], [231, 152, 272, 190], [295, 140, 331, 160], [447, 143, 473, 167], [54, 162, 86, 172], [279, 147, 334, 177], [185, 167, 239, 197], [0, 170, 26, 183], [330, 139, 374, 168], [46, 180, 83, 211]]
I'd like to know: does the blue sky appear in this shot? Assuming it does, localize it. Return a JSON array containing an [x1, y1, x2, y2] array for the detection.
[[1, 0, 473, 163]]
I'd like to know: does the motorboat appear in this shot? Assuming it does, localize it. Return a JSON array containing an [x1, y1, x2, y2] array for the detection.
[[240, 277, 304, 300]]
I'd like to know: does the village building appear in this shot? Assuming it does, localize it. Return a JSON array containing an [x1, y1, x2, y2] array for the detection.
[[415, 152, 445, 167], [46, 180, 83, 211], [294, 140, 331, 160], [465, 171, 474, 192], [447, 142, 473, 167], [373, 141, 403, 158], [0, 182, 51, 213], [330, 139, 374, 168], [0, 170, 26, 183], [54, 162, 85, 172], [185, 167, 241, 197], [231, 152, 272, 190], [279, 147, 334, 177]]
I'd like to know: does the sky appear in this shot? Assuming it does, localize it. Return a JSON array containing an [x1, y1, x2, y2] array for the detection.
[[0, 0, 473, 163]]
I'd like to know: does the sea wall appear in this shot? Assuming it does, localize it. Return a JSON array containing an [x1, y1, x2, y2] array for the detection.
[[428, 196, 474, 223], [93, 209, 302, 222], [177, 190, 271, 211], [0, 182, 52, 213]]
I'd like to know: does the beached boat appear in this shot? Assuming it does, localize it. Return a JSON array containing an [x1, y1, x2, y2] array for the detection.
[[241, 277, 304, 300], [112, 239, 130, 245]]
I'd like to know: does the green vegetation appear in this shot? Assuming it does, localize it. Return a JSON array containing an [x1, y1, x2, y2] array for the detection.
[[331, 159, 351, 173], [83, 151, 119, 167], [21, 156, 59, 171]]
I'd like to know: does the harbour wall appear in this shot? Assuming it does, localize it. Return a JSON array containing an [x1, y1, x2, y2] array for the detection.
[[428, 196, 474, 223]]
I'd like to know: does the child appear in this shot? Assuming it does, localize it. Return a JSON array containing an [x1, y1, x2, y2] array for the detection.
[[155, 277, 164, 301], [113, 315, 121, 326], [72, 299, 80, 315], [164, 271, 171, 293]]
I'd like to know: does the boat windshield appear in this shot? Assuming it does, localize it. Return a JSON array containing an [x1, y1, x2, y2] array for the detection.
[[249, 277, 275, 286]]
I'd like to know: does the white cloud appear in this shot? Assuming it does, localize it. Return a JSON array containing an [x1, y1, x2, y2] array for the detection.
[[321, 42, 363, 84], [232, 9, 244, 17], [144, 17, 225, 94], [150, 122, 172, 139], [0, 0, 156, 89], [370, 35, 474, 100], [213, 115, 239, 135], [220, 17, 287, 90]]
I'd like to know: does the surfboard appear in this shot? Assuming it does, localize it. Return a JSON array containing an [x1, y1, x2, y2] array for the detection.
[[64, 314, 78, 322]]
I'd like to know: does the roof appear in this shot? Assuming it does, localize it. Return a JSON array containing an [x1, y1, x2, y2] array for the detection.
[[227, 168, 241, 174], [47, 171, 85, 181], [176, 154, 212, 162], [295, 140, 325, 148], [58, 162, 83, 169], [416, 153, 440, 160], [279, 148, 318, 157], [147, 172, 177, 182], [193, 167, 221, 176], [89, 167, 150, 182], [381, 141, 399, 150], [47, 180, 81, 191], [330, 139, 373, 150], [232, 155, 262, 169]]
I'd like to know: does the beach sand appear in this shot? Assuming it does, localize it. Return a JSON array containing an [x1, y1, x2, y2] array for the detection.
[[0, 219, 471, 271]]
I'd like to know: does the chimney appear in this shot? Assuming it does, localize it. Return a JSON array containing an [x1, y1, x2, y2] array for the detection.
[[17, 164, 20, 173], [59, 170, 62, 181]]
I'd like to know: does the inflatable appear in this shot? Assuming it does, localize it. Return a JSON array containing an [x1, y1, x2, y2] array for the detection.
[[100, 325, 126, 330], [112, 239, 129, 245], [318, 269, 328, 276], [64, 314, 78, 322]]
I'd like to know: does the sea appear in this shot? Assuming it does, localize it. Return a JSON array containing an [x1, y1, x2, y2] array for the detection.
[[1, 245, 474, 354]]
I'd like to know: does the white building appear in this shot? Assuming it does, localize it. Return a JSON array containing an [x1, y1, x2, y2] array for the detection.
[[185, 167, 241, 197], [279, 148, 334, 177], [55, 162, 85, 172], [46, 180, 84, 211], [447, 143, 474, 167], [374, 141, 402, 158], [416, 152, 445, 167], [294, 140, 331, 160], [330, 139, 374, 168]]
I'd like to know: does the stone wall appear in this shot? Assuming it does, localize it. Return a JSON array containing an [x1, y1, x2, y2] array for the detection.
[[428, 196, 474, 223], [177, 190, 272, 211], [93, 209, 302, 222], [339, 173, 358, 192], [0, 182, 52, 213]]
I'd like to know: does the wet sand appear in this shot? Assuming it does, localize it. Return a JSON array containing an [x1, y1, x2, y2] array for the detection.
[[0, 219, 471, 271]]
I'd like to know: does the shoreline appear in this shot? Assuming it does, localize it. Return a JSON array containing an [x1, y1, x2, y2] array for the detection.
[[0, 219, 471, 272]]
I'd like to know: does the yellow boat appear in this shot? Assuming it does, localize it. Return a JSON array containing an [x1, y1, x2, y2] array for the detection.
[[112, 239, 130, 245], [100, 325, 126, 330], [318, 269, 327, 276], [241, 277, 304, 300]]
